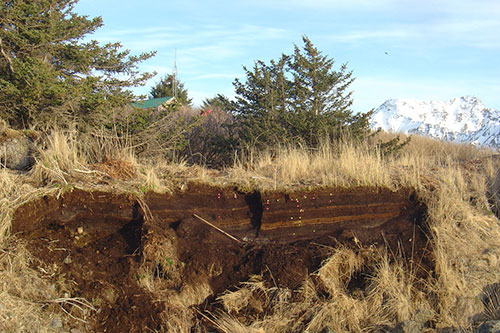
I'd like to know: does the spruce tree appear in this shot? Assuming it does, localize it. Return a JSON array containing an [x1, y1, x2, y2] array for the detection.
[[231, 55, 291, 147], [229, 36, 372, 149], [0, 0, 155, 128], [288, 36, 369, 146], [149, 74, 192, 106]]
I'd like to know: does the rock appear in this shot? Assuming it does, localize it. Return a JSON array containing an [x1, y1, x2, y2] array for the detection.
[[0, 136, 35, 170], [50, 317, 62, 328], [321, 327, 336, 333], [478, 321, 500, 333], [487, 171, 500, 217], [437, 328, 462, 333], [392, 320, 423, 333], [414, 308, 433, 325]]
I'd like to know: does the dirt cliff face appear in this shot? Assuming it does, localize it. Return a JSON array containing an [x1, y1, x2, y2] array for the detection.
[[12, 184, 430, 332]]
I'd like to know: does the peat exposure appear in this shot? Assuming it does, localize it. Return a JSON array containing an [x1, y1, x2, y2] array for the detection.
[[12, 184, 430, 332]]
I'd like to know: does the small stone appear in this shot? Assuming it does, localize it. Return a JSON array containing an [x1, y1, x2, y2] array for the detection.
[[478, 320, 500, 333], [50, 317, 62, 328], [63, 256, 72, 264], [414, 308, 433, 325], [77, 227, 84, 234], [437, 328, 461, 333], [392, 320, 422, 333]]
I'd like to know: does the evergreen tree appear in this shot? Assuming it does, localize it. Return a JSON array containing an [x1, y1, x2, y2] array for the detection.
[[149, 74, 192, 106], [287, 36, 370, 146], [232, 55, 290, 146], [0, 0, 155, 128], [201, 94, 231, 112], [229, 36, 372, 148]]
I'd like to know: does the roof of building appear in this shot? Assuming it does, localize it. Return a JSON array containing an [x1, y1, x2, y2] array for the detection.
[[131, 96, 175, 109]]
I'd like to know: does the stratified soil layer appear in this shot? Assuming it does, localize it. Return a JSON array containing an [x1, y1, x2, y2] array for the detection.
[[12, 184, 429, 332]]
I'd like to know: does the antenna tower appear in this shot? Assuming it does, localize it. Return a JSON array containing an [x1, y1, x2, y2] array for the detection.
[[172, 49, 178, 98]]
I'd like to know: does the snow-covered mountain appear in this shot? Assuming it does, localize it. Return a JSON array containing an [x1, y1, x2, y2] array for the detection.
[[371, 96, 500, 148]]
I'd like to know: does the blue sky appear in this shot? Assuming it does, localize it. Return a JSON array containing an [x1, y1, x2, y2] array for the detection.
[[74, 0, 500, 112]]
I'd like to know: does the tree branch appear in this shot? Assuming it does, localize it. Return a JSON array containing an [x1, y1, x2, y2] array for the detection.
[[0, 37, 14, 73]]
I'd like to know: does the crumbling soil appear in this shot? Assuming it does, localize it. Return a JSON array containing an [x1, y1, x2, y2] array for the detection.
[[12, 184, 431, 332]]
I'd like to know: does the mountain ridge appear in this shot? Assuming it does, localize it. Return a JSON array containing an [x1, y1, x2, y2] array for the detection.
[[371, 96, 500, 148]]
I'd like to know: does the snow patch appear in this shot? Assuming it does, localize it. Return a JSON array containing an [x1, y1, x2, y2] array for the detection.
[[371, 96, 500, 148]]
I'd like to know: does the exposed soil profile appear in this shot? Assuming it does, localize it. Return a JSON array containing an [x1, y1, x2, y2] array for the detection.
[[12, 184, 430, 332]]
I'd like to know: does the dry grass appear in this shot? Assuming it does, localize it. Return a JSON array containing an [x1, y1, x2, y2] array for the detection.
[[227, 132, 494, 192], [423, 163, 500, 327], [212, 246, 434, 332], [1, 127, 500, 331], [0, 241, 70, 332], [375, 131, 495, 163]]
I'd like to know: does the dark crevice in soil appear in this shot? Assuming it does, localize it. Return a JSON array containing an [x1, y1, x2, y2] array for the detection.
[[244, 191, 263, 237], [117, 203, 143, 255]]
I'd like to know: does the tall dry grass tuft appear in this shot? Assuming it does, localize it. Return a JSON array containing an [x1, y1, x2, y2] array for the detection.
[[228, 140, 394, 191], [0, 241, 69, 332], [218, 275, 271, 314], [25, 127, 180, 194], [214, 275, 295, 332], [0, 169, 17, 245], [228, 131, 495, 192], [212, 246, 434, 332], [31, 129, 84, 185], [368, 255, 433, 323], [422, 163, 500, 327], [372, 131, 494, 165], [316, 246, 364, 296]]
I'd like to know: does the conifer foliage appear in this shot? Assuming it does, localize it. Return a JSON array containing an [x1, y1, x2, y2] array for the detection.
[[150, 74, 192, 106], [0, 0, 155, 128], [230, 36, 372, 148]]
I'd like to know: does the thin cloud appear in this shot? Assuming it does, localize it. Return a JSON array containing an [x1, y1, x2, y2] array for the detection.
[[429, 19, 500, 49], [329, 29, 415, 43], [327, 17, 500, 50], [352, 76, 500, 113], [189, 73, 241, 81], [94, 24, 289, 53], [251, 0, 402, 10]]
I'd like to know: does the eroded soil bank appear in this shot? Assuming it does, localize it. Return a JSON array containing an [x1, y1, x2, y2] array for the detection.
[[12, 184, 430, 332]]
